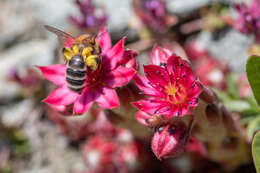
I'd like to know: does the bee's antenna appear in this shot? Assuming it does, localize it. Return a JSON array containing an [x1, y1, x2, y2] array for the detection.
[[96, 31, 106, 39]]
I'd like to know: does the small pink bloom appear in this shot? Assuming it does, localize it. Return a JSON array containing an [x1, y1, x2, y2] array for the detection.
[[133, 53, 201, 120], [234, 0, 260, 42], [69, 0, 107, 30], [152, 121, 189, 160], [237, 74, 252, 99], [82, 135, 117, 170], [184, 39, 209, 60], [194, 57, 229, 90], [133, 0, 177, 32], [38, 27, 136, 115]]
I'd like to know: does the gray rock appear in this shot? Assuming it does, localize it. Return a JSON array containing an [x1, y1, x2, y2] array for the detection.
[[197, 30, 254, 73]]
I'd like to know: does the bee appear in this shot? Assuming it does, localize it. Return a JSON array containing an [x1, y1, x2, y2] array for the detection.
[[44, 25, 102, 93]]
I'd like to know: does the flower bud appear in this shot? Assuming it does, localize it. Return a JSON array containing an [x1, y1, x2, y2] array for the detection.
[[152, 121, 189, 160]]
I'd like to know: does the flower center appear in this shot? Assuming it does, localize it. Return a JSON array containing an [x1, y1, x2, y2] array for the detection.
[[165, 83, 187, 105]]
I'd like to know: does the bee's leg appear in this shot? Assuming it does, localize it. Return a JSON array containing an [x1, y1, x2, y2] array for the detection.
[[62, 48, 73, 61], [85, 55, 99, 71], [82, 47, 93, 59]]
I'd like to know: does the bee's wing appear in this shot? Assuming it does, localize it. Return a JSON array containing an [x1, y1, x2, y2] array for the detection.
[[44, 25, 75, 48]]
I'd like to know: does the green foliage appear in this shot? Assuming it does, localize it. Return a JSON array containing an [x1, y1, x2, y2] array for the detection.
[[252, 130, 260, 173], [246, 55, 260, 105], [248, 115, 260, 139]]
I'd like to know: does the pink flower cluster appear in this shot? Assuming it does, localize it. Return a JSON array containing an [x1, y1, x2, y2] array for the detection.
[[132, 45, 201, 159], [39, 27, 202, 160]]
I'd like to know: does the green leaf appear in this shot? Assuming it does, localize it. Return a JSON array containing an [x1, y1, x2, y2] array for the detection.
[[246, 55, 260, 105], [225, 100, 251, 112], [248, 115, 260, 139], [252, 130, 260, 173], [227, 73, 239, 99]]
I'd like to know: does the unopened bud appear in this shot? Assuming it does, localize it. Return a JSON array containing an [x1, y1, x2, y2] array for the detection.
[[151, 121, 189, 160]]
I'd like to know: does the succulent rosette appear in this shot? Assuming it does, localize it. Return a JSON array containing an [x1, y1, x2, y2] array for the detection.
[[133, 46, 201, 120], [38, 27, 136, 115]]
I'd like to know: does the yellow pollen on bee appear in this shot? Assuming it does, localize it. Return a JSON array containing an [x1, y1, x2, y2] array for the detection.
[[82, 47, 93, 58], [86, 55, 99, 70], [63, 45, 80, 61]]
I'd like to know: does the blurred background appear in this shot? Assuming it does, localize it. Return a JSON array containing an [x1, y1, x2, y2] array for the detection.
[[0, 0, 259, 172]]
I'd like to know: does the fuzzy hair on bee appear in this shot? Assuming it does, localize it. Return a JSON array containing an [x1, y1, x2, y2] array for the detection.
[[44, 25, 103, 93]]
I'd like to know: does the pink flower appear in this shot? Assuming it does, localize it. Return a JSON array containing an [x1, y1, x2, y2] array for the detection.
[[69, 0, 107, 29], [235, 0, 260, 42], [152, 121, 190, 160], [185, 39, 230, 90], [237, 74, 252, 99], [133, 0, 177, 32], [38, 27, 136, 115], [82, 135, 117, 170], [133, 52, 201, 120]]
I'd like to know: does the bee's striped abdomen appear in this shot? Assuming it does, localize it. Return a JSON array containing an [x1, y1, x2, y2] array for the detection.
[[66, 55, 86, 93]]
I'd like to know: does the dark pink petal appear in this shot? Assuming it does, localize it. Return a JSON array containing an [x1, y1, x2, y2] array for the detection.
[[187, 81, 202, 98], [37, 64, 66, 86], [73, 88, 95, 115], [120, 49, 139, 70], [166, 55, 189, 77], [96, 87, 119, 109], [103, 37, 126, 71], [104, 66, 136, 88], [44, 86, 78, 105], [151, 44, 173, 65], [97, 26, 112, 53], [152, 122, 189, 160], [133, 74, 165, 97], [182, 66, 196, 87], [143, 65, 170, 87], [133, 99, 169, 115]]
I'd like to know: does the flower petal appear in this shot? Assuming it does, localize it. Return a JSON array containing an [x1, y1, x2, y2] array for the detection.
[[120, 50, 139, 70], [133, 74, 165, 97], [44, 86, 78, 105], [97, 26, 112, 53], [151, 44, 173, 66], [143, 65, 170, 88], [103, 37, 126, 71], [37, 64, 66, 86], [73, 88, 95, 115], [133, 99, 170, 115], [104, 66, 136, 88], [96, 87, 119, 109], [135, 111, 152, 126]]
